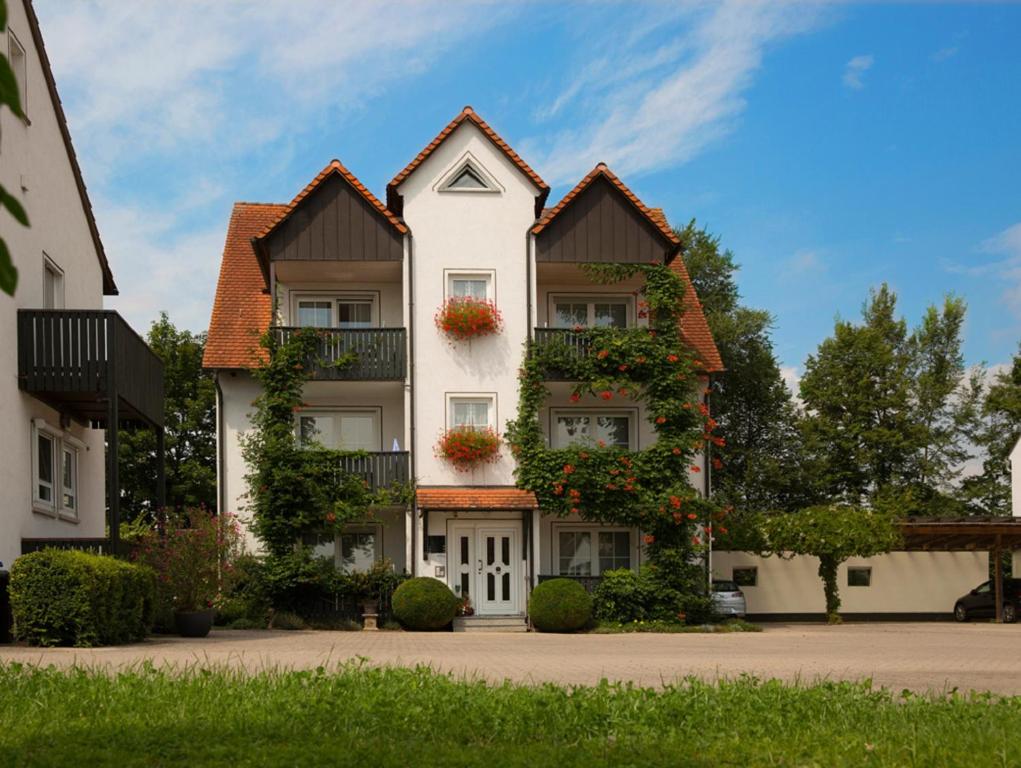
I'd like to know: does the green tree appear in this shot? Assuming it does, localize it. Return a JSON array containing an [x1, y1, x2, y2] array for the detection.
[[757, 505, 901, 623], [799, 285, 974, 511], [678, 222, 810, 514], [0, 0, 29, 295], [119, 313, 216, 517], [960, 345, 1021, 515]]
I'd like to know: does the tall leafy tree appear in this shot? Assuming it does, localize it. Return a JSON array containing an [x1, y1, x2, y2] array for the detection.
[[678, 222, 810, 514], [800, 285, 975, 511], [119, 313, 216, 517], [960, 345, 1021, 515]]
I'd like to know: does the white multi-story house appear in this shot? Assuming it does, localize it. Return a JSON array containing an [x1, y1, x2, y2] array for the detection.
[[0, 0, 163, 569], [205, 107, 722, 624]]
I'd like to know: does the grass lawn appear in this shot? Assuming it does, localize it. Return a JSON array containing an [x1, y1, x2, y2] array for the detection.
[[1, 662, 1018, 767]]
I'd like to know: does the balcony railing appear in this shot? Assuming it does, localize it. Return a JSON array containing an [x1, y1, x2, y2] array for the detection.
[[339, 451, 410, 492], [273, 327, 406, 381], [17, 309, 164, 427], [532, 328, 595, 379]]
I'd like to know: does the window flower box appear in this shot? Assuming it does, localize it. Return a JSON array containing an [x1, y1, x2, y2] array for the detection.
[[435, 297, 503, 341], [436, 426, 501, 471]]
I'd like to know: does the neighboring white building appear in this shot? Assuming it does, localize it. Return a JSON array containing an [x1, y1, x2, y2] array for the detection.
[[0, 0, 163, 569], [204, 107, 722, 625]]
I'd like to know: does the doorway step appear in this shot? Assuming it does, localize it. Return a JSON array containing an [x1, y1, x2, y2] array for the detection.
[[453, 615, 528, 633]]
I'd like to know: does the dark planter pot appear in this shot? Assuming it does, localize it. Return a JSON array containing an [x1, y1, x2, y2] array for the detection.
[[361, 600, 379, 615], [174, 609, 216, 638]]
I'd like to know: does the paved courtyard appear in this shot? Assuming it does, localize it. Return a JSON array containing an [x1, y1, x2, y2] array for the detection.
[[2, 622, 1019, 695]]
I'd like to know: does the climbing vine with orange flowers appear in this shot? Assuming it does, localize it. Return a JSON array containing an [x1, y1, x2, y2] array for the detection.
[[506, 263, 726, 604]]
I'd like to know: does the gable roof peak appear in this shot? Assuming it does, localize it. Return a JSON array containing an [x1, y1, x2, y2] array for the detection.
[[387, 106, 549, 216], [254, 158, 407, 242], [532, 162, 679, 247]]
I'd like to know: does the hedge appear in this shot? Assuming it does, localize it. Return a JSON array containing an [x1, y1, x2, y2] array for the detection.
[[392, 578, 459, 630], [9, 549, 156, 647], [528, 578, 592, 633]]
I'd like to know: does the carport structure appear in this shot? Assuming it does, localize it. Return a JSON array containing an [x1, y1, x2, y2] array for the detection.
[[900, 517, 1021, 623]]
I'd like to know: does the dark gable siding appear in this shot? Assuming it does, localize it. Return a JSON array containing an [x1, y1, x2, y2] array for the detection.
[[265, 175, 403, 262], [536, 177, 671, 264]]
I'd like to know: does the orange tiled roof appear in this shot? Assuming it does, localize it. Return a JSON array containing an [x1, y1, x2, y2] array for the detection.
[[668, 248, 725, 373], [531, 163, 680, 248], [387, 106, 549, 209], [256, 159, 407, 241], [203, 202, 285, 370], [416, 487, 539, 510]]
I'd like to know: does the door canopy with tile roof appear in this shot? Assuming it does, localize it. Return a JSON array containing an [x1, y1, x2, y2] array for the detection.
[[386, 106, 551, 218]]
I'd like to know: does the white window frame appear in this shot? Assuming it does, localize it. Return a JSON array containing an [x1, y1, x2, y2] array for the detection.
[[551, 524, 634, 577], [339, 524, 383, 573], [295, 408, 382, 451], [434, 151, 504, 194], [444, 269, 494, 302], [31, 419, 83, 522], [42, 254, 64, 310], [8, 30, 26, 120], [446, 394, 496, 431], [548, 294, 635, 329], [549, 409, 637, 450], [290, 292, 379, 329]]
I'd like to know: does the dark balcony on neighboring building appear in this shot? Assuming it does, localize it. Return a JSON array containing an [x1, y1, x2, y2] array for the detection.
[[17, 309, 166, 553], [273, 327, 407, 381], [338, 451, 410, 491]]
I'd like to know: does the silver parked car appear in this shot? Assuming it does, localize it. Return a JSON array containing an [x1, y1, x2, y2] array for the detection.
[[712, 580, 747, 618]]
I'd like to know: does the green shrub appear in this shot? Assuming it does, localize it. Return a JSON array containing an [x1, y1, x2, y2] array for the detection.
[[528, 578, 592, 633], [592, 568, 658, 623], [392, 578, 458, 630], [9, 550, 156, 647], [226, 617, 266, 630], [269, 611, 307, 630]]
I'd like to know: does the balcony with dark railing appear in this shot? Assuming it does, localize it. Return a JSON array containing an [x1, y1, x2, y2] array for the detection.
[[273, 327, 407, 381], [531, 328, 596, 380], [338, 451, 411, 492], [17, 309, 164, 427]]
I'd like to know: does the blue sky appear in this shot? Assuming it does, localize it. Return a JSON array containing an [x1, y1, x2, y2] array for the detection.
[[34, 1, 1021, 383]]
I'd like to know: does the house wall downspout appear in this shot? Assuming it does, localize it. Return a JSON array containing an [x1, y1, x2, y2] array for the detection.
[[407, 231, 418, 576], [704, 373, 714, 592], [214, 371, 226, 518], [526, 228, 533, 342]]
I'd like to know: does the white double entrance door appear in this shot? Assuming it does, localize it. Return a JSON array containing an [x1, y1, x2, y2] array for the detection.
[[449, 522, 521, 616]]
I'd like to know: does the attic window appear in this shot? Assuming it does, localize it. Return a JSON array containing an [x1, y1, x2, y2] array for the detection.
[[448, 166, 488, 189], [436, 152, 502, 194]]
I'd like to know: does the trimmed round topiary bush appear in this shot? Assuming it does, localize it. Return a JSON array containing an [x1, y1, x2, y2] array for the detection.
[[391, 577, 459, 631], [528, 578, 592, 633]]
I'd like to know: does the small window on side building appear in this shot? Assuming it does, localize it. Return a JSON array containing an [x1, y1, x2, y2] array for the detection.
[[733, 567, 757, 587], [847, 567, 872, 587]]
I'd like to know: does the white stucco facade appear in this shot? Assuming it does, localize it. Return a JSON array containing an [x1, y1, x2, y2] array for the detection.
[[0, 0, 108, 568]]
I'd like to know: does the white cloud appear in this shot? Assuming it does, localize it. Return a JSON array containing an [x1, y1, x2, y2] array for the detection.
[[787, 249, 824, 274], [522, 1, 827, 185], [931, 46, 959, 62], [780, 365, 801, 402], [842, 54, 873, 90], [977, 223, 1021, 319], [32, 0, 511, 333]]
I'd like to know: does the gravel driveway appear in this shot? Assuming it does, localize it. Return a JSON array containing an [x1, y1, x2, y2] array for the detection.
[[2, 622, 1018, 695]]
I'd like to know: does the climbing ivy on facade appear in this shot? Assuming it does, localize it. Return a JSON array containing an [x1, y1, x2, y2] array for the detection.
[[506, 263, 726, 610]]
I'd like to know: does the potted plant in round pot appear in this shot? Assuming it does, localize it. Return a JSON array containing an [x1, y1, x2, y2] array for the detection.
[[138, 508, 242, 638]]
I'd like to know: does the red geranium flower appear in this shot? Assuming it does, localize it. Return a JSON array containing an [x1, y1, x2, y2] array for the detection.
[[600, 390, 613, 400], [667, 354, 679, 363], [597, 349, 610, 359], [569, 393, 581, 403], [655, 416, 667, 425], [643, 534, 655, 545]]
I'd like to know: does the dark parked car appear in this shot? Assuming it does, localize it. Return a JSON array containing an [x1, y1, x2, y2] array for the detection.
[[953, 579, 1020, 623]]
